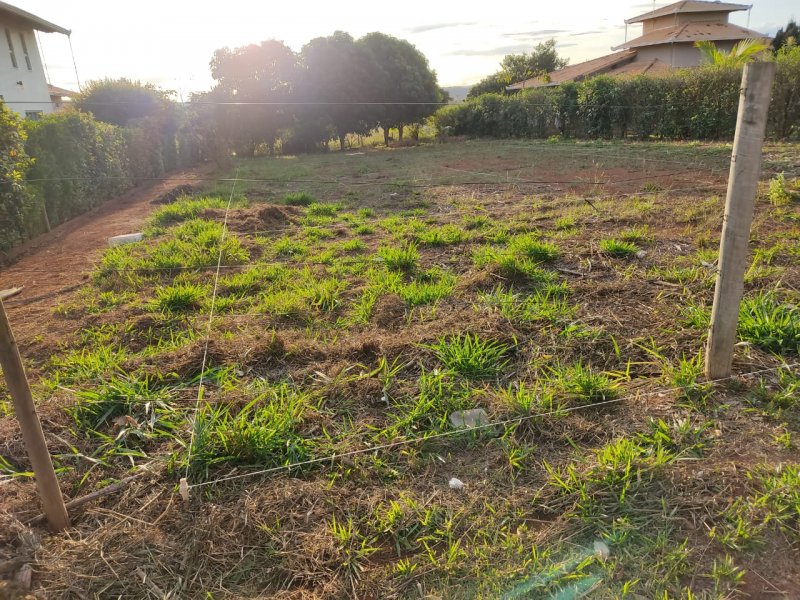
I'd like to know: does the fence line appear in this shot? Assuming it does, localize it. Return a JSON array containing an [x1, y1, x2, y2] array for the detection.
[[186, 361, 800, 489]]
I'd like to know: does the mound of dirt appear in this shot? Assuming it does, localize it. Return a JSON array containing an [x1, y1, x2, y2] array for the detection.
[[371, 294, 407, 329], [200, 205, 300, 234], [151, 184, 199, 205]]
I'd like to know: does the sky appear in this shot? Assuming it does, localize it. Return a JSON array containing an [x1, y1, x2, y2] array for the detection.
[[26, 0, 797, 95]]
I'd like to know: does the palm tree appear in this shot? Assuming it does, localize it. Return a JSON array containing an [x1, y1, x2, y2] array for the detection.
[[694, 39, 771, 67]]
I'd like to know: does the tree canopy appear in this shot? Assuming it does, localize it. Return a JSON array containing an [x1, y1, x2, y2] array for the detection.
[[205, 40, 298, 155], [468, 39, 568, 98], [772, 19, 798, 52], [74, 78, 174, 128], [200, 31, 441, 154]]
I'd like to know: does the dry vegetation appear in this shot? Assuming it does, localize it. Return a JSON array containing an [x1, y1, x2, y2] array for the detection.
[[1, 139, 800, 599]]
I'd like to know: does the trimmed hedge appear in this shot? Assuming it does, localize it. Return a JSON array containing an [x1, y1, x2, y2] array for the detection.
[[433, 49, 800, 141], [0, 104, 33, 251], [0, 106, 200, 252]]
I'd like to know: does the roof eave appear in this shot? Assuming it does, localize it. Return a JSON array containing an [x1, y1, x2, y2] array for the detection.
[[0, 1, 70, 35], [625, 2, 751, 25]]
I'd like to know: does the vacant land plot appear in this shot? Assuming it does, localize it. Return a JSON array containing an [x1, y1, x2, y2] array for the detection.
[[1, 140, 799, 598]]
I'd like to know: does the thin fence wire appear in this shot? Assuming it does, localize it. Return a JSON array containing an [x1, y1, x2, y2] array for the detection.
[[183, 171, 239, 481], [186, 361, 800, 490]]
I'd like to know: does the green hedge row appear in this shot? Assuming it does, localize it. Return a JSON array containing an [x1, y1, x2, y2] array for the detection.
[[433, 48, 800, 141], [0, 106, 198, 252]]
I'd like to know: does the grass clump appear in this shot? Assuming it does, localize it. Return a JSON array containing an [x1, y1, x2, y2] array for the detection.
[[307, 202, 341, 217], [551, 361, 621, 403], [768, 173, 791, 207], [508, 233, 559, 263], [187, 382, 317, 480], [150, 196, 233, 227], [69, 374, 175, 435], [738, 292, 800, 353], [430, 333, 512, 380], [600, 238, 638, 258], [378, 242, 419, 272], [415, 224, 468, 246], [479, 285, 573, 326], [554, 215, 577, 231], [153, 282, 207, 313], [284, 191, 315, 206], [619, 225, 652, 245]]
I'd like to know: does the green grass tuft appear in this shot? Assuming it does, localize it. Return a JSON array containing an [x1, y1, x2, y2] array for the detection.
[[430, 333, 512, 380], [600, 238, 638, 258]]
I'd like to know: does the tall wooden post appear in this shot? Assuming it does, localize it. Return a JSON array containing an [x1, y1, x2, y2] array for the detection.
[[0, 299, 70, 531], [705, 61, 776, 379]]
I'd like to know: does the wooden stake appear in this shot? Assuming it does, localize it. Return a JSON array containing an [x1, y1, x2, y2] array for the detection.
[[705, 61, 776, 379], [0, 299, 70, 531]]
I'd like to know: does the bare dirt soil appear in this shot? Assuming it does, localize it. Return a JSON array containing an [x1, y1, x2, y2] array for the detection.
[[0, 163, 217, 342]]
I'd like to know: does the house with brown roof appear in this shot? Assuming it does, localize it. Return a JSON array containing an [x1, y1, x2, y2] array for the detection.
[[0, 1, 71, 117], [508, 1, 768, 90]]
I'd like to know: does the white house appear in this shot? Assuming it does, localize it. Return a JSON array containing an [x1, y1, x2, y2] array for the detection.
[[0, 1, 70, 118]]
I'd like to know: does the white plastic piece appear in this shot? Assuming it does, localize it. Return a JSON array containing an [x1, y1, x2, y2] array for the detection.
[[593, 540, 610, 560], [449, 408, 490, 429], [108, 233, 143, 247], [448, 477, 465, 491], [179, 477, 190, 502]]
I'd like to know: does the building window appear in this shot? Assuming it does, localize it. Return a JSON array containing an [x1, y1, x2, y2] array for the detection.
[[19, 32, 31, 70], [5, 28, 17, 69], [25, 111, 42, 121]]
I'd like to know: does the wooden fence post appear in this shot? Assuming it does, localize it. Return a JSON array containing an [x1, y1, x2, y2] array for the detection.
[[705, 61, 776, 380], [0, 299, 70, 531]]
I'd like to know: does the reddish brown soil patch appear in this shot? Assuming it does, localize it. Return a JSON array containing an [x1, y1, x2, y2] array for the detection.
[[200, 205, 300, 234]]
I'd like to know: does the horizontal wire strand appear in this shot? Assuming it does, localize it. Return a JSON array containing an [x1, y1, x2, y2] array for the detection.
[[187, 361, 800, 489]]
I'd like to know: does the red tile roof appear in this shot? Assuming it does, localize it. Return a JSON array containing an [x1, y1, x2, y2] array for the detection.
[[614, 21, 768, 50], [507, 50, 638, 89], [626, 1, 750, 24], [48, 84, 76, 98]]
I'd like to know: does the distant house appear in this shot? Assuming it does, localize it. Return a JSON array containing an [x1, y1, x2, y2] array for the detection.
[[508, 1, 769, 90], [0, 1, 71, 118], [48, 83, 75, 111]]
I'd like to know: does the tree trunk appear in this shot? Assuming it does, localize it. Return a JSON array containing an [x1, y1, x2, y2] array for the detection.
[[383, 127, 390, 147], [398, 124, 404, 141], [339, 134, 346, 151]]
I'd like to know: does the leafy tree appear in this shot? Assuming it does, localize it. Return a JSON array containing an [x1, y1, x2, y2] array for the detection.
[[207, 40, 298, 155], [74, 78, 174, 127], [772, 19, 799, 52], [468, 39, 568, 98], [298, 31, 382, 150], [358, 32, 442, 145], [694, 39, 771, 67], [74, 78, 179, 170]]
